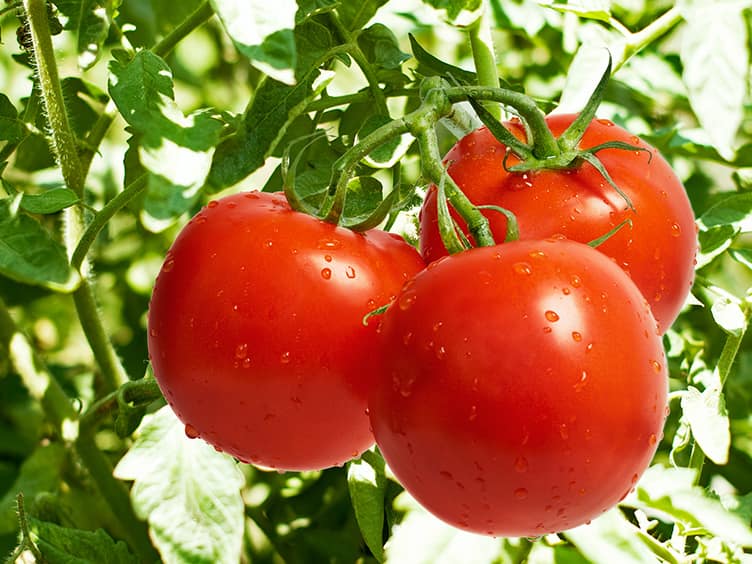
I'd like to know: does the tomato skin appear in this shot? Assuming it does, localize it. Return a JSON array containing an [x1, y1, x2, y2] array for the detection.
[[370, 238, 667, 536], [419, 114, 697, 333], [148, 191, 425, 471]]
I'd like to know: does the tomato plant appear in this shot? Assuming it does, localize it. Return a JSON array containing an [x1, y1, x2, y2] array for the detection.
[[148, 191, 424, 471], [370, 238, 667, 537], [419, 114, 698, 333]]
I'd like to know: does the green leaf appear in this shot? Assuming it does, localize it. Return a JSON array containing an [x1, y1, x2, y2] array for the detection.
[[113, 406, 245, 564], [627, 465, 752, 547], [420, 0, 482, 22], [296, 0, 338, 22], [409, 34, 478, 85], [564, 509, 665, 564], [359, 114, 414, 168], [210, 0, 297, 84], [347, 450, 387, 562], [729, 247, 752, 271], [696, 225, 737, 269], [337, 0, 390, 31], [109, 51, 224, 230], [20, 189, 80, 214], [697, 193, 752, 233], [52, 0, 122, 69], [682, 385, 731, 465], [0, 444, 66, 534], [542, 0, 612, 22], [0, 94, 26, 143], [358, 24, 411, 71], [27, 517, 137, 563], [207, 20, 335, 191], [0, 199, 79, 292], [385, 491, 502, 563], [680, 0, 749, 160]]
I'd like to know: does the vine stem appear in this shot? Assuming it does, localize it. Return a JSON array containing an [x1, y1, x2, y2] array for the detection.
[[23, 0, 84, 196], [612, 7, 683, 72], [467, 3, 501, 120]]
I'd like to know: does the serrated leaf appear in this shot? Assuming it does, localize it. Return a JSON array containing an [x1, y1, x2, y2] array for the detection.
[[0, 199, 79, 292], [0, 94, 26, 143], [210, 0, 297, 85], [680, 1, 749, 160], [563, 509, 662, 564], [113, 406, 245, 564], [681, 385, 731, 465], [52, 0, 121, 69], [28, 517, 137, 563], [207, 20, 335, 191], [0, 444, 66, 534], [421, 0, 482, 22], [20, 189, 79, 214], [337, 0, 390, 31], [109, 51, 224, 229], [385, 491, 502, 564], [627, 465, 752, 546], [347, 451, 386, 562]]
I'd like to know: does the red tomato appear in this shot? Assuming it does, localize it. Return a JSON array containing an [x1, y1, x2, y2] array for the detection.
[[370, 238, 667, 536], [419, 114, 697, 333], [148, 191, 425, 471]]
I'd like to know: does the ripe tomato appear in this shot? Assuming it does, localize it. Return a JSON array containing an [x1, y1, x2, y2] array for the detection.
[[148, 191, 425, 471], [370, 238, 667, 536], [419, 114, 697, 333]]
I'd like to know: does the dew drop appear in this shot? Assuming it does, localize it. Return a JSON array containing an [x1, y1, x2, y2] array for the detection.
[[562, 287, 571, 295], [648, 433, 657, 446], [559, 423, 569, 440], [280, 351, 291, 364], [586, 343, 594, 353], [345, 266, 356, 279], [468, 405, 477, 421], [398, 292, 417, 311], [650, 359, 662, 373], [629, 135, 641, 145], [317, 238, 342, 250], [670, 223, 681, 237], [596, 118, 614, 127], [631, 473, 639, 484], [324, 254, 332, 262], [432, 321, 443, 333], [242, 357, 251, 369], [162, 256, 175, 272], [570, 275, 582, 287], [207, 200, 219, 208], [514, 487, 528, 500], [235, 343, 249, 359], [403, 332, 413, 345], [149, 327, 157, 338], [543, 327, 552, 334], [513, 262, 533, 275], [185, 424, 199, 439], [195, 216, 207, 225], [571, 331, 582, 342], [435, 345, 447, 360], [545, 310, 560, 322], [514, 456, 528, 473], [574, 371, 588, 392], [529, 250, 546, 259], [321, 268, 332, 280]]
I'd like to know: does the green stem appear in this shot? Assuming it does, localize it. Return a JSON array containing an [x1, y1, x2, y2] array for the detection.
[[74, 431, 158, 561], [467, 5, 501, 120], [72, 282, 130, 392], [16, 493, 45, 562], [328, 11, 389, 116], [445, 86, 559, 158], [612, 7, 683, 72], [0, 296, 77, 433], [72, 174, 148, 270], [22, 0, 84, 196], [153, 0, 214, 58]]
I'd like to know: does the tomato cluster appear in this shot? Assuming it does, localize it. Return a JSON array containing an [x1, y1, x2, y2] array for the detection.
[[148, 117, 695, 537]]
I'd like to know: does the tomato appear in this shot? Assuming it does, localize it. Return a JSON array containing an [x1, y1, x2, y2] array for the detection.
[[148, 191, 425, 471], [369, 238, 667, 536], [419, 114, 697, 333]]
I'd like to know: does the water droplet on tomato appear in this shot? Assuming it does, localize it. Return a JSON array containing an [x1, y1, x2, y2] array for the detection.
[[162, 255, 175, 272], [195, 216, 207, 225], [321, 268, 332, 280], [398, 292, 416, 311], [650, 359, 662, 373], [513, 262, 532, 275], [235, 343, 248, 359], [207, 200, 219, 208], [435, 345, 447, 360], [586, 342, 594, 353], [670, 223, 681, 237], [559, 423, 569, 440], [596, 118, 614, 127], [324, 254, 332, 262], [571, 331, 582, 342], [245, 192, 259, 199], [631, 473, 639, 484], [545, 310, 560, 322], [529, 250, 546, 259], [648, 433, 657, 446], [184, 424, 199, 439], [227, 201, 237, 209], [514, 456, 528, 473], [556, 507, 567, 518], [574, 371, 588, 392], [468, 405, 477, 420], [345, 266, 356, 279], [570, 275, 582, 287], [514, 487, 528, 500], [149, 327, 157, 337], [242, 357, 251, 369], [543, 327, 552, 334], [280, 351, 291, 364], [317, 238, 342, 250], [562, 287, 571, 295]]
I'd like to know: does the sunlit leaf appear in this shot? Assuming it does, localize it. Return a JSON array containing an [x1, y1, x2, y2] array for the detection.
[[682, 385, 730, 465], [27, 517, 137, 563], [347, 450, 387, 562], [52, 0, 121, 69], [114, 406, 245, 564]]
